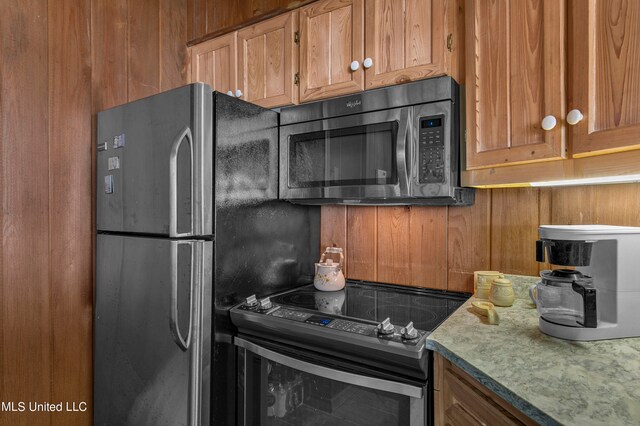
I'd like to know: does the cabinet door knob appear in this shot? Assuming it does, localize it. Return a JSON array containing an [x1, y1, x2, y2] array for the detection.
[[541, 115, 557, 131], [226, 91, 234, 97], [363, 58, 373, 69], [235, 89, 243, 98], [350, 60, 360, 71], [566, 109, 584, 125]]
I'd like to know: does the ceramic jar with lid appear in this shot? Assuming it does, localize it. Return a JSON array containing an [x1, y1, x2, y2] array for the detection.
[[475, 271, 503, 299], [490, 278, 515, 307]]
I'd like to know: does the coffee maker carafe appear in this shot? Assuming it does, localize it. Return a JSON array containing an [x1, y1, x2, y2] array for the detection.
[[534, 225, 640, 341], [535, 269, 597, 329]]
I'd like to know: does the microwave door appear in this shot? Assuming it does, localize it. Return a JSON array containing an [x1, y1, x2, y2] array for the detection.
[[323, 108, 411, 200], [281, 107, 412, 201]]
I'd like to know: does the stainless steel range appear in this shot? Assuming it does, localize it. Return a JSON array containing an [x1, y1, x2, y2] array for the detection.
[[230, 280, 469, 426]]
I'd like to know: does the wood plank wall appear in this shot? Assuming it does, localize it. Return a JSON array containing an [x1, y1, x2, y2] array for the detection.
[[321, 183, 640, 293], [0, 0, 188, 425], [1, 4, 53, 426]]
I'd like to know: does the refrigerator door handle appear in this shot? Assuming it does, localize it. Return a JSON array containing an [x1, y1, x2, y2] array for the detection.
[[188, 241, 204, 426], [169, 126, 194, 238], [170, 240, 194, 352]]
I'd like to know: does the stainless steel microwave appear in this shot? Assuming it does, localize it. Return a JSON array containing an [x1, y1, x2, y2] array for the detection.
[[278, 77, 474, 206]]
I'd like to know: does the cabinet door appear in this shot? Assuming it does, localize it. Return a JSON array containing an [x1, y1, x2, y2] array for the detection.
[[299, 0, 365, 102], [364, 0, 449, 89], [571, 0, 640, 157], [190, 32, 237, 94], [440, 357, 536, 426], [465, 0, 566, 170], [237, 11, 299, 108]]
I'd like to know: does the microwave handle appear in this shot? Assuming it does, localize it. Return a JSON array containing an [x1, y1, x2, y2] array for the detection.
[[396, 108, 411, 196]]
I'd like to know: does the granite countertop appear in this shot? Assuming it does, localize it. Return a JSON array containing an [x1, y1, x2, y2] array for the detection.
[[426, 275, 640, 426]]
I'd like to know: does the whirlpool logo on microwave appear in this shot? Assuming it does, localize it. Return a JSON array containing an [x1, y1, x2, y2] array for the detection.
[[346, 99, 362, 108]]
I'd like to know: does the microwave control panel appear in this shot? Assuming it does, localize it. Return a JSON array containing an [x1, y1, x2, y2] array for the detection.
[[418, 116, 445, 184]]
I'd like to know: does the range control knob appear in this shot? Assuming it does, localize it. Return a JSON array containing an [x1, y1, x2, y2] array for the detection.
[[377, 317, 395, 335], [258, 297, 273, 310], [245, 295, 258, 308], [401, 322, 419, 340]]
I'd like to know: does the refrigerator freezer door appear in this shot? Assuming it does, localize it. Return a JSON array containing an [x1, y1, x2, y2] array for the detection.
[[94, 234, 212, 426], [96, 83, 213, 237]]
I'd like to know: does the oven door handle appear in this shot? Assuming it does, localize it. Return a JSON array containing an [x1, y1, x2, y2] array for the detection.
[[396, 108, 411, 196], [235, 337, 422, 399]]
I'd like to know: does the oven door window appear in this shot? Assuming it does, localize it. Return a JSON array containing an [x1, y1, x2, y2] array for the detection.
[[288, 122, 399, 188], [237, 338, 425, 426]]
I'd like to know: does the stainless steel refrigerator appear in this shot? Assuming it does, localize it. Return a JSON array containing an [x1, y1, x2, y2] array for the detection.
[[94, 84, 319, 426]]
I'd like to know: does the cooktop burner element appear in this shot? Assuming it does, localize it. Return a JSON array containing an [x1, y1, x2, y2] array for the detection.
[[230, 280, 470, 379]]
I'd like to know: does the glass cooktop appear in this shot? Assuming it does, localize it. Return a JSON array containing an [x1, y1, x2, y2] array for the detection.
[[270, 281, 469, 332]]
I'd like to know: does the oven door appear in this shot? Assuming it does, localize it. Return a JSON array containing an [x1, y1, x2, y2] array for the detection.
[[235, 337, 426, 426], [279, 107, 412, 201]]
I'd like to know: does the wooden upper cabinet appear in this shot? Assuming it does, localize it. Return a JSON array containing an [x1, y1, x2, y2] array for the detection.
[[237, 11, 299, 108], [571, 0, 640, 158], [191, 1, 464, 107], [465, 0, 567, 170], [364, 0, 452, 89], [190, 32, 237, 94], [299, 0, 365, 102]]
